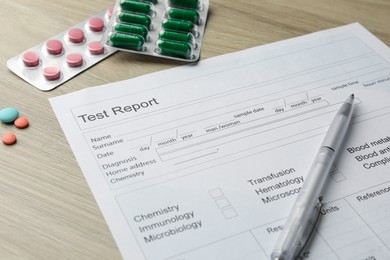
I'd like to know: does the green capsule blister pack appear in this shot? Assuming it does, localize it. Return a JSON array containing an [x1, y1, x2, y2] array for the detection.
[[102, 0, 209, 62]]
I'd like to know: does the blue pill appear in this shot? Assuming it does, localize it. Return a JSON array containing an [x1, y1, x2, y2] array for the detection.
[[0, 107, 19, 123]]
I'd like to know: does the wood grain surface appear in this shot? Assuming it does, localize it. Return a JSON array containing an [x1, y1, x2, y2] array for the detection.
[[1, 0, 389, 259]]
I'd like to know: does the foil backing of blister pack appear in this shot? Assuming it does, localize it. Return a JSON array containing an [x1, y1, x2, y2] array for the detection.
[[102, 0, 209, 62], [7, 7, 117, 91]]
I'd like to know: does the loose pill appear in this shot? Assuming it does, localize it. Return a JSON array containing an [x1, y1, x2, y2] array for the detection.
[[66, 53, 84, 67], [114, 23, 148, 39], [118, 12, 152, 29], [169, 0, 199, 9], [162, 19, 194, 33], [2, 132, 17, 145], [158, 30, 193, 44], [120, 0, 152, 14], [67, 28, 85, 43], [43, 66, 61, 80], [157, 39, 192, 59], [0, 107, 19, 123], [110, 33, 145, 50], [167, 8, 200, 24], [22, 51, 40, 67], [46, 39, 63, 55], [88, 41, 105, 55], [88, 17, 105, 32], [14, 117, 29, 129]]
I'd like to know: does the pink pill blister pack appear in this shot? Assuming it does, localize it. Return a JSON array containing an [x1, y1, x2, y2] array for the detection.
[[7, 7, 116, 91]]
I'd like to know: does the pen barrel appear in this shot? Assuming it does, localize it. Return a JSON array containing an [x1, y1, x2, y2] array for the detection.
[[271, 147, 335, 260], [271, 95, 354, 260], [321, 98, 354, 150]]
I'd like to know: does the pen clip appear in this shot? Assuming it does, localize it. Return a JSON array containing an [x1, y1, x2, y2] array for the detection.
[[295, 197, 323, 259]]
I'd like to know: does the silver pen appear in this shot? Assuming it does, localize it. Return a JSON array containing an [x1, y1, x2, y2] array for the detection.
[[271, 94, 355, 260]]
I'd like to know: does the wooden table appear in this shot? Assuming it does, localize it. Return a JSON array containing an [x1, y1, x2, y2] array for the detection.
[[1, 0, 389, 259]]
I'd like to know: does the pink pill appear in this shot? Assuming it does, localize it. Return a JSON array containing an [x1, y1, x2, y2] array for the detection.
[[46, 39, 63, 55], [2, 132, 17, 145], [67, 28, 85, 43], [106, 7, 113, 19], [88, 41, 105, 55], [66, 53, 83, 67], [14, 117, 29, 129], [22, 51, 40, 67], [88, 17, 104, 32], [43, 66, 61, 80]]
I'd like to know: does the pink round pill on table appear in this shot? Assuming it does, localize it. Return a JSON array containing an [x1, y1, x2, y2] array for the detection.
[[22, 51, 40, 67], [66, 53, 83, 67], [43, 66, 61, 80], [14, 117, 29, 129], [46, 39, 63, 55], [2, 132, 17, 145], [88, 17, 104, 32], [88, 41, 105, 55], [67, 28, 84, 43]]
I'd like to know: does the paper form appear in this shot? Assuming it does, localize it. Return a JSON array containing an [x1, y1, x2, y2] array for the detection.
[[50, 23, 390, 260]]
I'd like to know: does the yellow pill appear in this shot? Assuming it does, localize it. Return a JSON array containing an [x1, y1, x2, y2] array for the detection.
[[2, 132, 17, 145], [14, 117, 29, 129]]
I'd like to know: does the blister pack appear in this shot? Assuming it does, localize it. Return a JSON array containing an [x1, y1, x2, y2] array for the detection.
[[102, 0, 209, 62], [7, 7, 117, 91]]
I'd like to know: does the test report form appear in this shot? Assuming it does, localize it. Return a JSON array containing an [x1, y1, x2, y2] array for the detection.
[[50, 23, 390, 260]]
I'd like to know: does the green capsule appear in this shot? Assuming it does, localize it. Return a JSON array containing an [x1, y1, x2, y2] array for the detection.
[[158, 30, 193, 44], [167, 8, 200, 24], [115, 23, 148, 39], [132, 0, 157, 4], [157, 39, 192, 59], [120, 0, 151, 14], [118, 12, 152, 29], [168, 0, 199, 9], [110, 32, 144, 50], [162, 19, 194, 33]]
